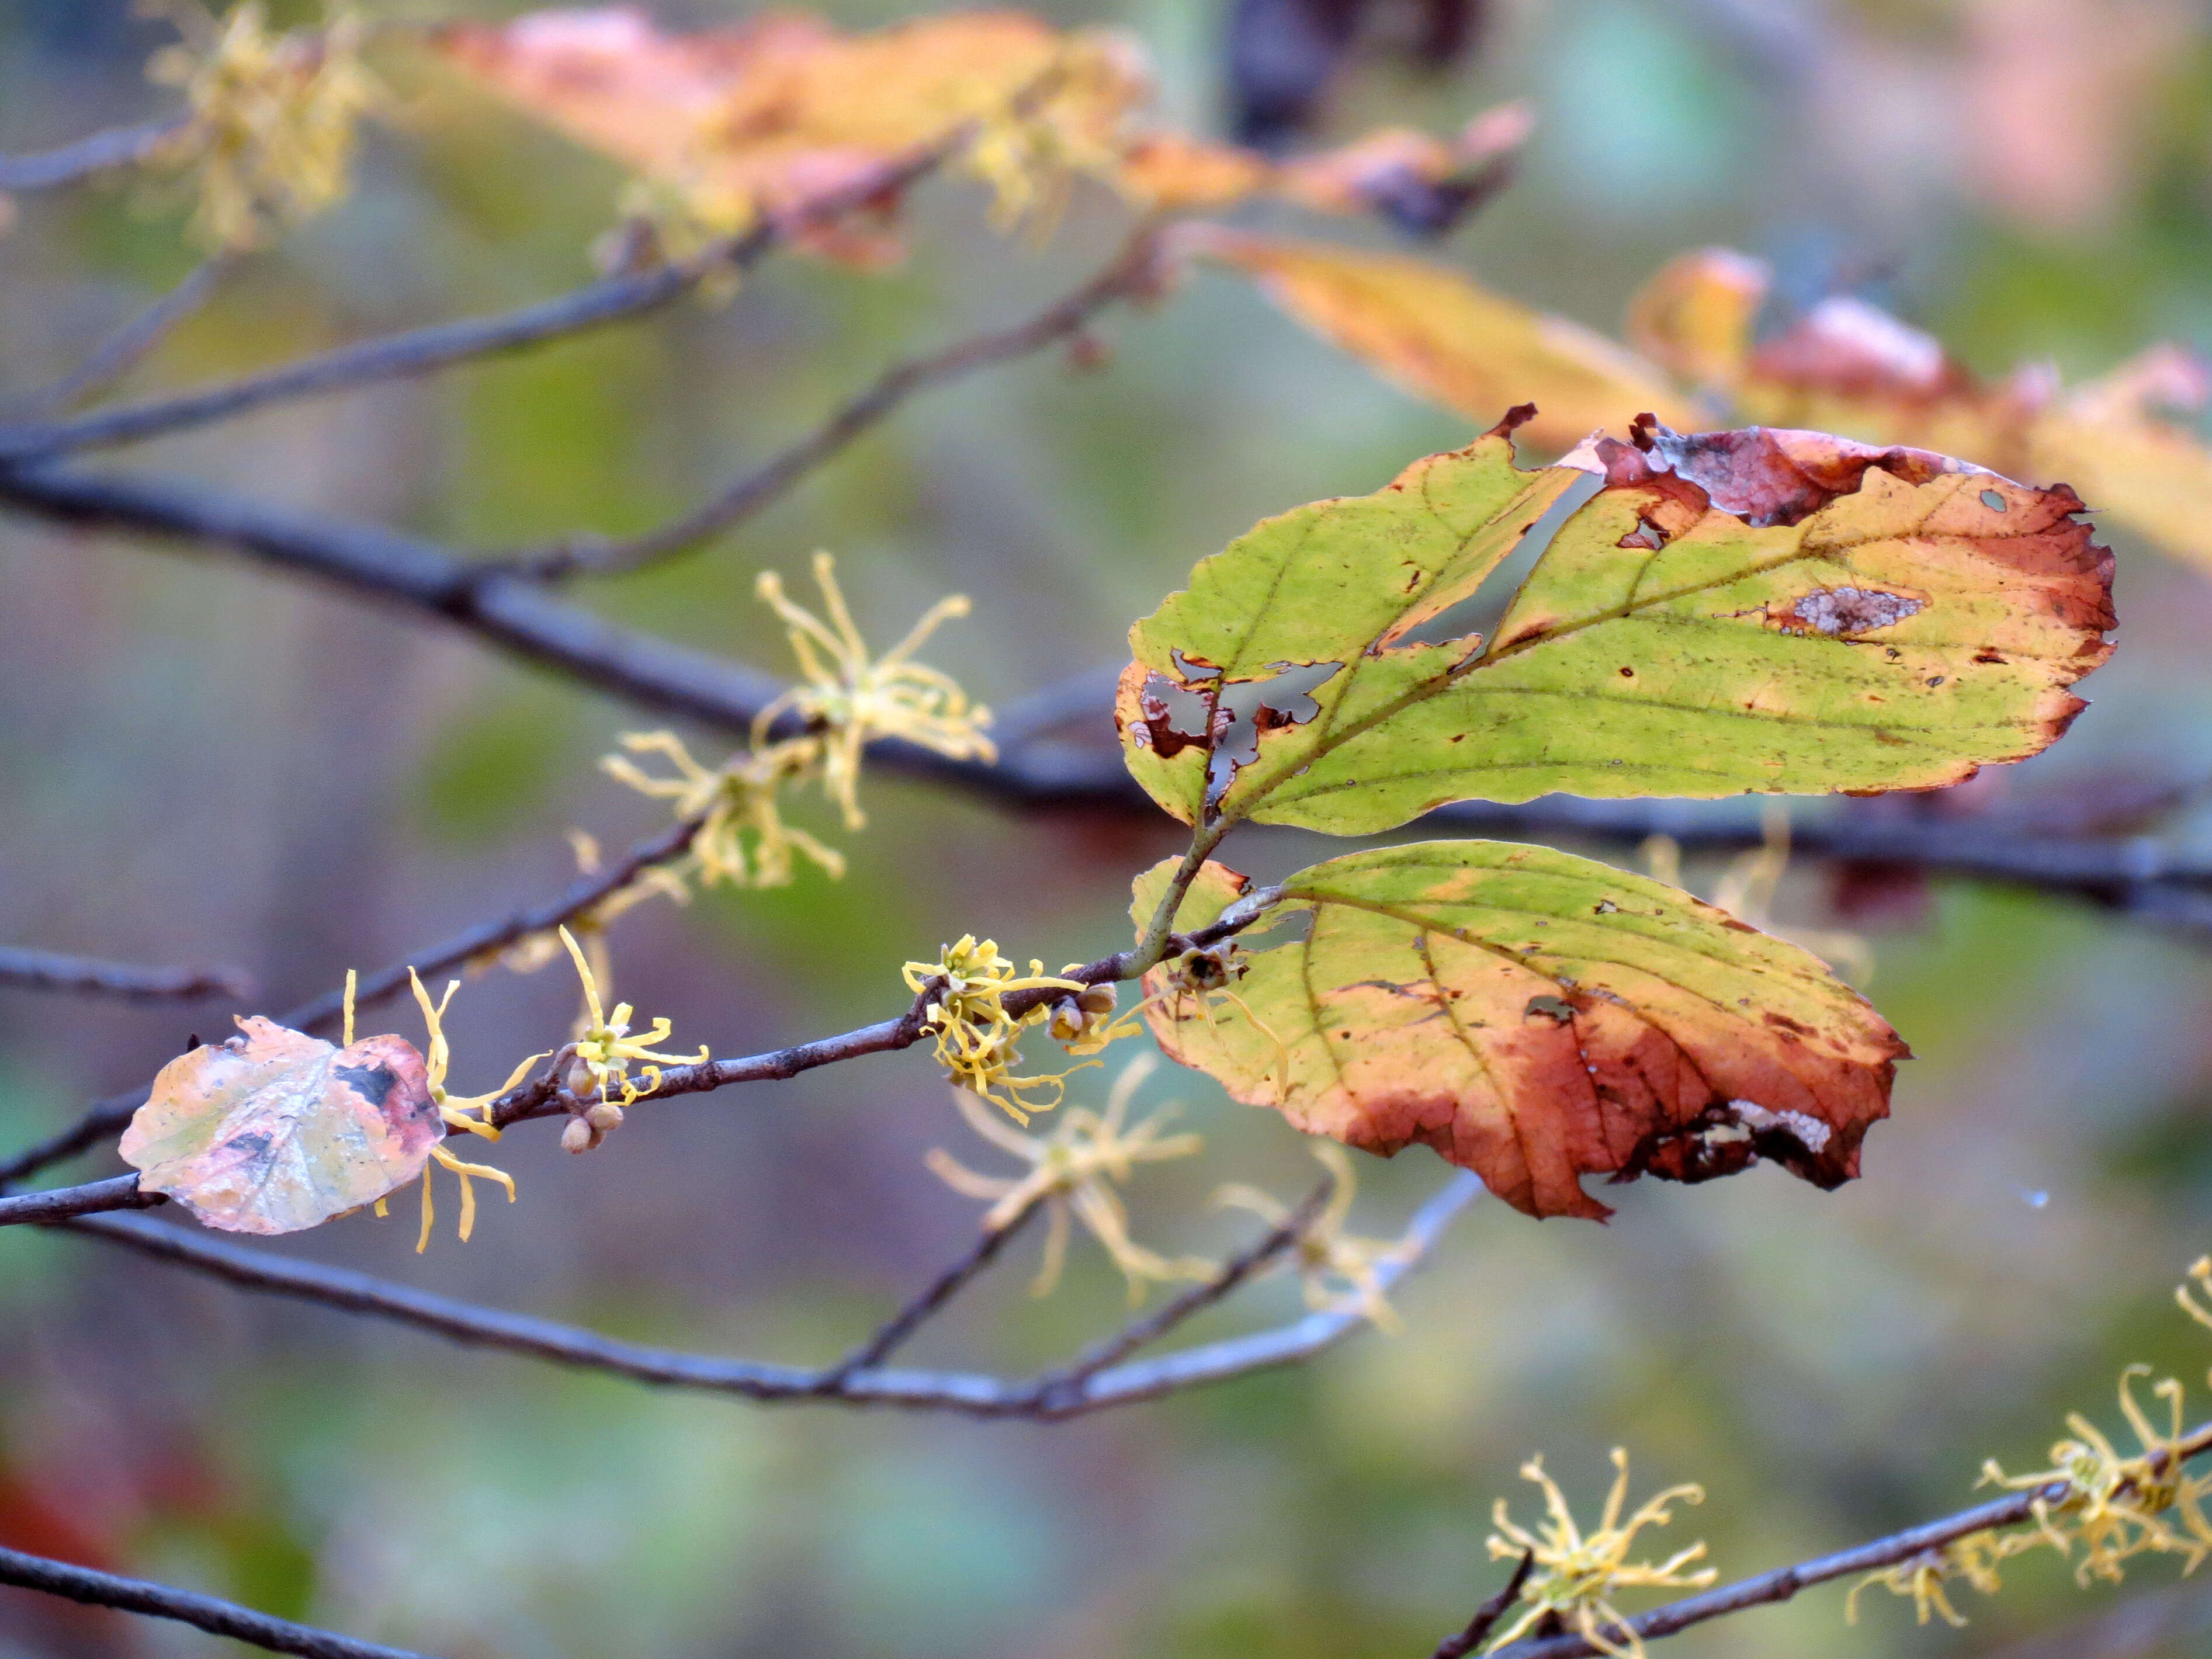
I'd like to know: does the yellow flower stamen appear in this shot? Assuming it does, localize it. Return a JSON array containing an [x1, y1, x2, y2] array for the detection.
[[927, 1053, 1211, 1299], [1482, 1449, 1717, 1659], [398, 968, 535, 1250], [144, 1, 382, 249], [902, 935, 1087, 1123], [1214, 1141, 1413, 1331]]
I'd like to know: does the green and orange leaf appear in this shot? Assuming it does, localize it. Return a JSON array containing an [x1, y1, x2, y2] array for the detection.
[[1134, 845, 1904, 1220], [1118, 414, 2113, 835]]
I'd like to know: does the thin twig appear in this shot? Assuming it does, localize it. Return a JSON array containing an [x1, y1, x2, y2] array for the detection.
[[55, 1174, 1481, 1418], [1493, 1421, 2212, 1658], [1029, 1174, 1334, 1400], [0, 1088, 148, 1191], [0, 114, 190, 191], [480, 896, 1286, 1130], [0, 815, 707, 1194], [0, 1173, 161, 1226], [11, 461, 2212, 927], [0, 1542, 432, 1659], [0, 943, 252, 1002], [819, 1198, 1045, 1383], [280, 811, 708, 1036], [1434, 1551, 1537, 1659], [497, 230, 1163, 580], [4, 254, 235, 420], [0, 138, 959, 462]]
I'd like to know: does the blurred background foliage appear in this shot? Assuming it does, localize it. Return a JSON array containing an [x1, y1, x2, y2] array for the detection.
[[5, 0, 2212, 1655]]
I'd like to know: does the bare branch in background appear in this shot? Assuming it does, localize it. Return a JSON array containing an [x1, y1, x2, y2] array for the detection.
[[280, 811, 708, 1037], [57, 1174, 1480, 1418], [5, 456, 2210, 934], [0, 943, 252, 1002], [0, 1541, 432, 1659], [0, 140, 960, 464], [819, 1198, 1046, 1382], [1486, 1420, 2212, 1658], [0, 1087, 150, 1191], [1028, 1175, 1333, 1398], [2, 254, 235, 421], [1433, 1551, 1537, 1659], [0, 114, 190, 191], [500, 229, 1168, 581]]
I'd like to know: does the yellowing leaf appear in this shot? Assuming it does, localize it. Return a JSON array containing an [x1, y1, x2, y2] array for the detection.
[[1188, 228, 1696, 452], [1623, 246, 1768, 392], [1135, 845, 1904, 1220], [1624, 251, 2212, 575], [1118, 417, 2113, 835], [438, 7, 1143, 253], [120, 1016, 443, 1235]]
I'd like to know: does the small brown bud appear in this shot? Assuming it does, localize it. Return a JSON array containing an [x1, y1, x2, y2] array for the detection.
[[585, 1101, 625, 1133], [560, 1117, 597, 1154]]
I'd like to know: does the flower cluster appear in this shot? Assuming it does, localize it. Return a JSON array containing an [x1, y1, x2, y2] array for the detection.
[[1977, 1365, 2212, 1584], [961, 32, 1147, 234], [552, 926, 706, 1152], [1853, 1254, 2212, 1629], [927, 1054, 1212, 1299], [1845, 1530, 2042, 1629], [1214, 1143, 1412, 1330], [903, 935, 1089, 1122], [602, 730, 841, 890], [753, 550, 996, 830], [601, 553, 991, 904], [1482, 1448, 1717, 1658], [145, 1, 382, 249]]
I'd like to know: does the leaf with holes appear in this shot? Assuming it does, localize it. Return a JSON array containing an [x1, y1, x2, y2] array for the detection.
[[1117, 414, 2113, 835], [1134, 844, 1905, 1220], [121, 1016, 443, 1235], [1189, 228, 1694, 452]]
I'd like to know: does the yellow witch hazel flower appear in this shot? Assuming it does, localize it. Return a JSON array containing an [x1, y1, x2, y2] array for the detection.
[[754, 551, 996, 831], [903, 935, 1089, 1122], [144, 1, 383, 249], [1845, 1529, 2044, 1629], [927, 1053, 1213, 1300], [1977, 1363, 2212, 1585], [604, 551, 989, 888], [1483, 1449, 1717, 1659], [1214, 1141, 1413, 1331], [603, 729, 842, 889], [961, 30, 1147, 235], [375, 969, 538, 1252], [552, 926, 706, 1153], [1855, 1254, 2212, 1629]]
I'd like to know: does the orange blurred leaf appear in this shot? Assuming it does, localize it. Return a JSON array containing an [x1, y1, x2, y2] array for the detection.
[[1187, 228, 1694, 451]]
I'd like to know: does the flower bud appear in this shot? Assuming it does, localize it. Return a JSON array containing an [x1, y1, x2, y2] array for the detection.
[[585, 1101, 625, 1132], [560, 1116, 597, 1154]]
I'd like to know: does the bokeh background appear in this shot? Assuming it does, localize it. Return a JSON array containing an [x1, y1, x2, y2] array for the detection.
[[5, 0, 2212, 1655]]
